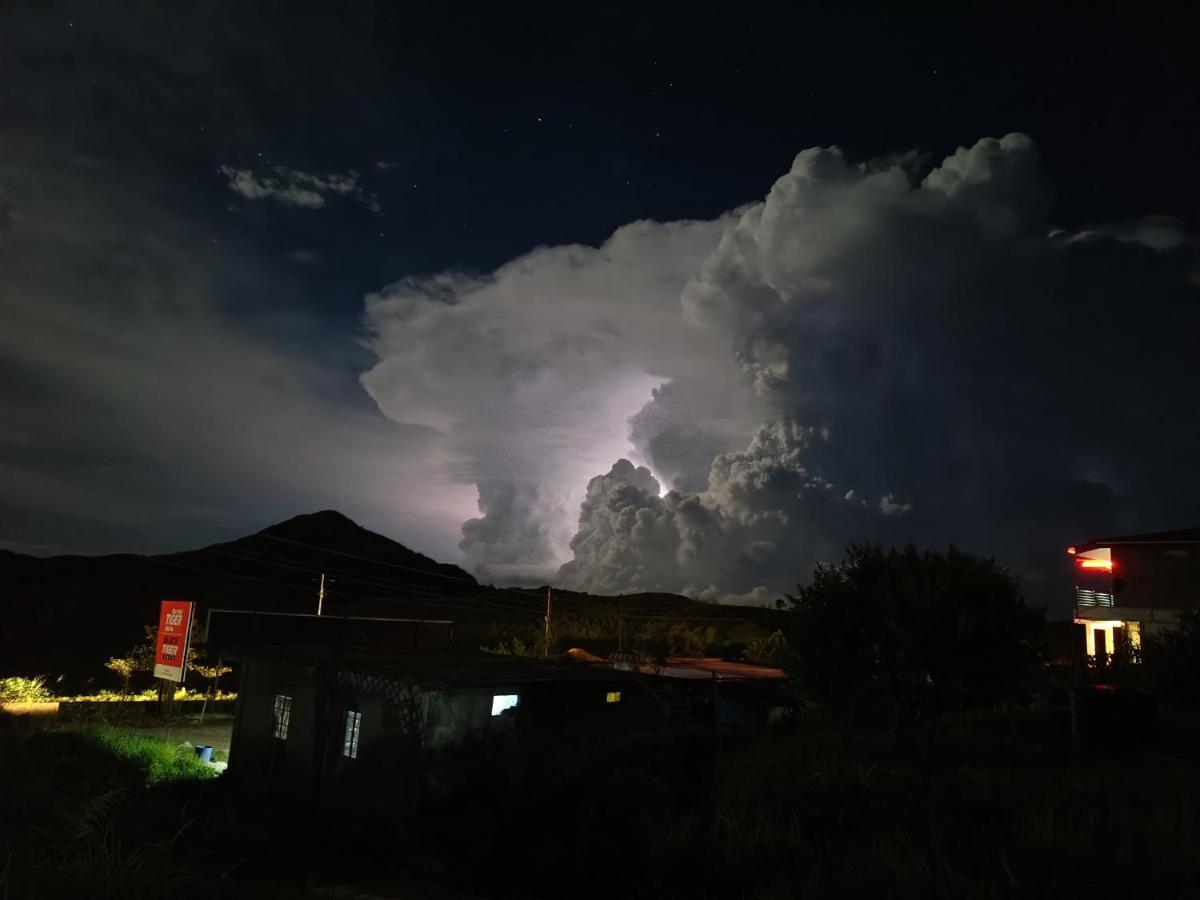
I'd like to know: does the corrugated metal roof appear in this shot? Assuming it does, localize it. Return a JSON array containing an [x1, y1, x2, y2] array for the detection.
[[248, 647, 645, 690], [662, 657, 787, 679]]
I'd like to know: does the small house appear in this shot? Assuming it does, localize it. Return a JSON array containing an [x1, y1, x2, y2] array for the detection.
[[225, 645, 664, 800]]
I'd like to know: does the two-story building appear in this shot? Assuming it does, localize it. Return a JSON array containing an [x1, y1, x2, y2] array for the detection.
[[1069, 527, 1200, 661]]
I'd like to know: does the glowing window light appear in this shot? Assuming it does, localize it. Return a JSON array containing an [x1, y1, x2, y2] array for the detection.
[[1077, 558, 1114, 572], [1127, 621, 1143, 652], [491, 694, 518, 716], [606, 691, 621, 704], [272, 694, 292, 740]]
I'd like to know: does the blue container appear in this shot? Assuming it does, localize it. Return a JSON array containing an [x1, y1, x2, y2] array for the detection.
[[195, 744, 213, 764]]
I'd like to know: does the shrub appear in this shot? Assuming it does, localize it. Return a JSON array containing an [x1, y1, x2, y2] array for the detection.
[[742, 629, 787, 666], [783, 544, 1045, 734], [0, 675, 53, 703]]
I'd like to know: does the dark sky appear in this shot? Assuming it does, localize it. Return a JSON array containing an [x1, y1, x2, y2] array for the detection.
[[2, 2, 1198, 612]]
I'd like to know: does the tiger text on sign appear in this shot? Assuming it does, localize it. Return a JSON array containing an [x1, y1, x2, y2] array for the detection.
[[153, 600, 195, 682]]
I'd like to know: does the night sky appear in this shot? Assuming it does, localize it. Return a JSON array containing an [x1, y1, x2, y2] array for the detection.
[[2, 3, 1198, 613]]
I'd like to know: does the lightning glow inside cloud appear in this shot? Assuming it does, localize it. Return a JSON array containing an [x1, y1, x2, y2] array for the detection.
[[361, 134, 1200, 602]]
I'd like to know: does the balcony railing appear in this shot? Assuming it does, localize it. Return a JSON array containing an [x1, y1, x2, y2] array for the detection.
[[1076, 588, 1115, 608]]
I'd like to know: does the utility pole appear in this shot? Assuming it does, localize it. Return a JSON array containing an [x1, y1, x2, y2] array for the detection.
[[544, 586, 553, 658], [317, 572, 326, 616]]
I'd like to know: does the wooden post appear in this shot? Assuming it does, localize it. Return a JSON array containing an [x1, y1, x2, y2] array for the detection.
[[156, 677, 175, 719], [711, 673, 721, 766]]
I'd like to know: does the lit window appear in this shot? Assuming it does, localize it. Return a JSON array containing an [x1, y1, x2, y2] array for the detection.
[[1126, 621, 1143, 652], [343, 709, 362, 759], [491, 694, 518, 716], [272, 694, 292, 740], [606, 691, 621, 704]]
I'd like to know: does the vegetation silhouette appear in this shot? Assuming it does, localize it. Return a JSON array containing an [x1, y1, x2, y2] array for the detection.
[[783, 544, 1045, 738]]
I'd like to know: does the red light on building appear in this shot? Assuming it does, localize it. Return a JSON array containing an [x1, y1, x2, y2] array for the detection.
[[1077, 558, 1114, 572]]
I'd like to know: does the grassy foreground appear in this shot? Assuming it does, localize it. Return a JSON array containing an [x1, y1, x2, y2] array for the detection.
[[4, 709, 1200, 898], [0, 724, 216, 899]]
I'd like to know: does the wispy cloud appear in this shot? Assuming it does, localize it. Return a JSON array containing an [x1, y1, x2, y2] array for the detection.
[[219, 165, 379, 211]]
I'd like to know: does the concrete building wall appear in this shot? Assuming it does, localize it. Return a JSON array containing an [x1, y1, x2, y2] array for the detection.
[[1113, 545, 1200, 610], [424, 687, 519, 751], [228, 657, 320, 784], [228, 656, 735, 798]]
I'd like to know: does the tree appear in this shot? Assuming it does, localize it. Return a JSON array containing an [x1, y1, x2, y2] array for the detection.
[[783, 544, 1044, 734], [104, 626, 219, 693], [190, 657, 233, 695], [666, 623, 714, 657], [103, 656, 138, 693], [742, 629, 787, 666], [103, 626, 158, 693]]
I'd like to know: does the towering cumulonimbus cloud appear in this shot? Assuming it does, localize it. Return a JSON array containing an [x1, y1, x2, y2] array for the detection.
[[557, 422, 876, 599], [363, 134, 1200, 603], [360, 215, 760, 583], [458, 479, 570, 583]]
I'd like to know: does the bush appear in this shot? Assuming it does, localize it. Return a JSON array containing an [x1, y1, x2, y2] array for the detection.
[[783, 544, 1044, 734], [0, 675, 53, 702]]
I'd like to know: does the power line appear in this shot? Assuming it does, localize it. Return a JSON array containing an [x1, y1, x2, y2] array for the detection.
[[255, 533, 630, 614], [205, 545, 539, 616], [145, 555, 537, 618], [158, 536, 765, 626]]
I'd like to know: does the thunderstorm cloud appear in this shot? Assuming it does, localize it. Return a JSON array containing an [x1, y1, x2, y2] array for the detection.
[[362, 134, 1200, 602]]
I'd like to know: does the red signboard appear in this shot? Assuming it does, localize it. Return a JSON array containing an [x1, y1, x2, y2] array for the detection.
[[153, 600, 194, 683]]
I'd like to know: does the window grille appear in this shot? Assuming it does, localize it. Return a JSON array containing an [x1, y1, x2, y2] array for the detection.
[[343, 709, 362, 759], [272, 694, 292, 740]]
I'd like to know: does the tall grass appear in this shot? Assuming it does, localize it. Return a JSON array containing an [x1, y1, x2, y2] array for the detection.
[[7, 708, 1200, 897], [0, 675, 53, 702], [0, 722, 217, 898], [87, 726, 218, 784]]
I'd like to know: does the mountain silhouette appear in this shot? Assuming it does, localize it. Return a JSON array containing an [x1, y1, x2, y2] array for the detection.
[[0, 511, 489, 676], [0, 511, 761, 680]]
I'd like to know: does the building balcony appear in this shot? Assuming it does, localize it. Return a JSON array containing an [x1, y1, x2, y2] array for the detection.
[[1076, 588, 1115, 608]]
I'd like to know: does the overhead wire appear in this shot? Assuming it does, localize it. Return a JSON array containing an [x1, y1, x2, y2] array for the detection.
[[154, 533, 766, 625], [207, 546, 530, 615]]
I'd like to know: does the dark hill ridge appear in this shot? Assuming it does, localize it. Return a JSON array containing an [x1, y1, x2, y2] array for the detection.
[[161, 509, 478, 603], [0, 510, 758, 677], [244, 510, 477, 586], [0, 511, 487, 674]]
